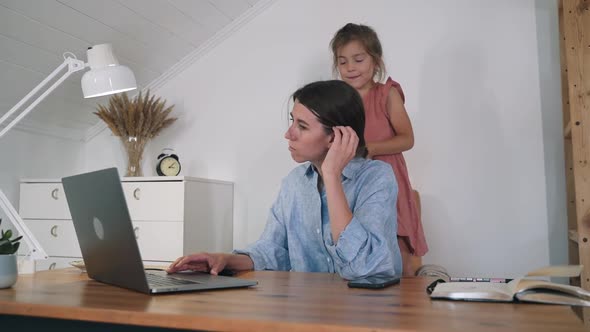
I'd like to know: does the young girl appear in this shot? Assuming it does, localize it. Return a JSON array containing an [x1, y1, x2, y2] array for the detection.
[[168, 80, 402, 280], [330, 23, 428, 276]]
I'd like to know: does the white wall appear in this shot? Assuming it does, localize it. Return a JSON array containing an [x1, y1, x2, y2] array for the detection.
[[84, 0, 565, 277]]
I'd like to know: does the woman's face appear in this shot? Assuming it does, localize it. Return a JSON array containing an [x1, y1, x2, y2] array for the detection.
[[284, 101, 332, 165], [336, 40, 376, 92]]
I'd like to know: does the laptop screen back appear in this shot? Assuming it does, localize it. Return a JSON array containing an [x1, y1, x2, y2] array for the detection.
[[62, 167, 150, 293]]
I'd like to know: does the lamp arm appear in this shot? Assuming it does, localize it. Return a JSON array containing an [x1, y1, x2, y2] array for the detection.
[[0, 54, 86, 261], [0, 190, 47, 260], [0, 56, 86, 139]]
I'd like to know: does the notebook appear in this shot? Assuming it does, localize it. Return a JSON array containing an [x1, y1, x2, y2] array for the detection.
[[61, 167, 257, 294]]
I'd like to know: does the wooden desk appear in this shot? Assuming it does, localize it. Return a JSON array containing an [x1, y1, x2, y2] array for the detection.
[[0, 269, 585, 331]]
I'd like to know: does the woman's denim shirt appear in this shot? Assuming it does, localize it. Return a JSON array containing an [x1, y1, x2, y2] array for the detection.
[[234, 158, 401, 279]]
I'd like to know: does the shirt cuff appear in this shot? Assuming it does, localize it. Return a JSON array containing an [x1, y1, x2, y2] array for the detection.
[[232, 248, 264, 271]]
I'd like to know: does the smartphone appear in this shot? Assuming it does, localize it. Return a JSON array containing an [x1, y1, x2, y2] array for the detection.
[[347, 275, 401, 289]]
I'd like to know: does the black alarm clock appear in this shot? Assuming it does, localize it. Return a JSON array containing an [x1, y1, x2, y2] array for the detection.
[[156, 148, 181, 176]]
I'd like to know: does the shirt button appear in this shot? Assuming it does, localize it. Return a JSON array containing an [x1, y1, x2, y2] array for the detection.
[[316, 228, 320, 234], [327, 257, 331, 262]]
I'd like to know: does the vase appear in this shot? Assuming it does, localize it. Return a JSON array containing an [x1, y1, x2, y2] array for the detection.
[[0, 254, 17, 289], [121, 136, 148, 177]]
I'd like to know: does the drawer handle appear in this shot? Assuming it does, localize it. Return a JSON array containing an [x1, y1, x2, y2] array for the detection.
[[134, 226, 139, 239], [49, 262, 56, 270], [51, 188, 59, 200], [133, 188, 141, 200], [50, 225, 58, 237]]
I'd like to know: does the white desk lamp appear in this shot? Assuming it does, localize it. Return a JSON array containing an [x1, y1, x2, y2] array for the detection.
[[0, 44, 136, 268]]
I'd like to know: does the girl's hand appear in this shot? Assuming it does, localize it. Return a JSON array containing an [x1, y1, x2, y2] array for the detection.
[[321, 126, 358, 177], [166, 252, 230, 275]]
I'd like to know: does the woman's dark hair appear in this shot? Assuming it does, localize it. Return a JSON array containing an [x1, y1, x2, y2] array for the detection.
[[330, 23, 385, 82], [292, 80, 368, 158]]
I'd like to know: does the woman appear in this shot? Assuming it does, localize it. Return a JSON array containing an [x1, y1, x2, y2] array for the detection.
[[167, 80, 401, 280]]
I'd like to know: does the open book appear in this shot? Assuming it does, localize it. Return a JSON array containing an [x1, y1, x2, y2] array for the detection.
[[430, 265, 590, 306]]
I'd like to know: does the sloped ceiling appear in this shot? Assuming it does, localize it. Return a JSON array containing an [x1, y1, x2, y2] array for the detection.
[[0, 0, 271, 141]]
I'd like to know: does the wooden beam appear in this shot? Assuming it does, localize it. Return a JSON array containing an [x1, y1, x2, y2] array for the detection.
[[560, 0, 590, 326]]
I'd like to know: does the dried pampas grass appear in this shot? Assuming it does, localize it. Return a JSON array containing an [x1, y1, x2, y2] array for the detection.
[[94, 90, 177, 139], [94, 90, 177, 176]]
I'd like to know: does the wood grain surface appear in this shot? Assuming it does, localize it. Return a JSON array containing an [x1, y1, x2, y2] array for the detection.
[[0, 269, 585, 331]]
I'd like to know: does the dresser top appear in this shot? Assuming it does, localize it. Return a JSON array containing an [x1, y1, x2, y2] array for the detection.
[[21, 175, 233, 185]]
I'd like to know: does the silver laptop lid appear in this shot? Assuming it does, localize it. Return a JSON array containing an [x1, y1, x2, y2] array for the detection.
[[62, 168, 258, 294], [62, 167, 150, 293]]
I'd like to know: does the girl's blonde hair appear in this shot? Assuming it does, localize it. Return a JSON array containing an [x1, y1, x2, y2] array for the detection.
[[329, 23, 386, 82]]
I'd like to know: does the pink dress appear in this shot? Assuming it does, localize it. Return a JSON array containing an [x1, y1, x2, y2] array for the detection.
[[363, 77, 428, 256]]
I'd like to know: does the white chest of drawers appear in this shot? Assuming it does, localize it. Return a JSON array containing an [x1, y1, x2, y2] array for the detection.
[[18, 176, 233, 271]]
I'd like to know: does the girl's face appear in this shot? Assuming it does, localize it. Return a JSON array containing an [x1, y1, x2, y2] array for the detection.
[[336, 40, 376, 93], [285, 101, 332, 165]]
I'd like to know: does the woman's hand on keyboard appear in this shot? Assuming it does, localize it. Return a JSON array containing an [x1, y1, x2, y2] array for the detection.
[[166, 253, 229, 275]]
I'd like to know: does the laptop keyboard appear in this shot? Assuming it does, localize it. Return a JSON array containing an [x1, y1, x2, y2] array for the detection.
[[145, 273, 200, 287]]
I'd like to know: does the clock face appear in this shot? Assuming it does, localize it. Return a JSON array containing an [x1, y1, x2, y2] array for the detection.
[[159, 156, 181, 176]]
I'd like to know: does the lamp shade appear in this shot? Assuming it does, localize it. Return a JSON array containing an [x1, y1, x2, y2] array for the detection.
[[81, 44, 137, 98]]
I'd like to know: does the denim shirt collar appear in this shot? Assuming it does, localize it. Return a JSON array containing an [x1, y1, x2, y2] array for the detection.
[[303, 157, 365, 181]]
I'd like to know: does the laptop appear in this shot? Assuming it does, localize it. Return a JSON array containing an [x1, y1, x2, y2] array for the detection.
[[61, 167, 257, 294]]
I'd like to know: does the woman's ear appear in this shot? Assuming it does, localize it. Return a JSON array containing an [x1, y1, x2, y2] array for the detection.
[[326, 132, 334, 148]]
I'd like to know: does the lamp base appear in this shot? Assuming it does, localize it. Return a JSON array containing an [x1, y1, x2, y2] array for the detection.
[[17, 257, 36, 274]]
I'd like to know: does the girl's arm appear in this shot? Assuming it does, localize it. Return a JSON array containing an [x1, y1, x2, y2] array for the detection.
[[366, 88, 414, 158]]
